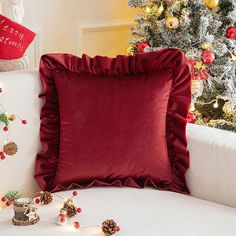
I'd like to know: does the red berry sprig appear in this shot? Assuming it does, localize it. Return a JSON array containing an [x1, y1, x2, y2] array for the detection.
[[73, 221, 80, 229], [1, 197, 11, 207], [3, 127, 8, 132], [22, 120, 27, 125], [0, 151, 5, 160], [35, 198, 41, 204], [1, 197, 6, 202], [116, 226, 121, 232]]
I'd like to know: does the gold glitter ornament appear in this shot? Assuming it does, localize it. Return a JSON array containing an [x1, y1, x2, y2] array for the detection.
[[165, 16, 179, 30], [8, 114, 16, 121], [201, 42, 212, 50], [204, 0, 219, 9], [127, 45, 137, 55]]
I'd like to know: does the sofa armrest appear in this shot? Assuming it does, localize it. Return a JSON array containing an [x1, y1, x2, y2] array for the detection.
[[0, 70, 42, 196], [186, 124, 236, 208]]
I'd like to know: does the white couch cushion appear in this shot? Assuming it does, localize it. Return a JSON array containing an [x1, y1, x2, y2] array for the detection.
[[0, 70, 236, 208], [0, 188, 236, 236]]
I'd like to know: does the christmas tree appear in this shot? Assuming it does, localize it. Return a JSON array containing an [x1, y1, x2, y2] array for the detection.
[[128, 0, 236, 132]]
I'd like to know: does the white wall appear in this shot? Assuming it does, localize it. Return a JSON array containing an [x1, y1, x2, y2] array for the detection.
[[23, 0, 139, 68]]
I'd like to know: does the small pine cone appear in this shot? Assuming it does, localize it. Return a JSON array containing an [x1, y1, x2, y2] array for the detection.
[[101, 219, 117, 235], [3, 142, 18, 156], [66, 204, 77, 218], [40, 191, 53, 204]]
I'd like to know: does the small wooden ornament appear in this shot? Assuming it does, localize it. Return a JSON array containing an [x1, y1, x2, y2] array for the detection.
[[12, 198, 40, 226]]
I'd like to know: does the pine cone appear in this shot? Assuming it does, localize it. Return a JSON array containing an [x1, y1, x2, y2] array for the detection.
[[3, 142, 18, 156], [101, 219, 117, 235], [40, 191, 53, 204], [66, 204, 77, 218]]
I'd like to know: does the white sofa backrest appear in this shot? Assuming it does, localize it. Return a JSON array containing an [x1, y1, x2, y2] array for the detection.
[[0, 70, 236, 208]]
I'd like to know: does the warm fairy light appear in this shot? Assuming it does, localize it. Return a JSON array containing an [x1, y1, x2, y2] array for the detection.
[[158, 3, 164, 14], [213, 101, 219, 108], [146, 6, 151, 13], [190, 104, 195, 112]]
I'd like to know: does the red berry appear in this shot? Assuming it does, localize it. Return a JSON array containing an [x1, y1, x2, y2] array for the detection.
[[77, 207, 82, 213], [3, 127, 8, 132], [1, 197, 6, 202], [12, 197, 15, 202], [72, 191, 78, 196], [22, 120, 27, 125], [0, 154, 5, 160], [60, 217, 65, 223], [35, 198, 40, 204], [116, 226, 120, 232], [73, 221, 80, 229], [6, 201, 11, 207]]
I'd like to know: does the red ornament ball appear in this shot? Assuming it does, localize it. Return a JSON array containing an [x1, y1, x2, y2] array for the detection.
[[116, 226, 121, 232], [226, 26, 236, 40], [1, 197, 6, 202], [201, 50, 215, 64], [6, 201, 11, 207], [22, 120, 27, 125], [3, 127, 8, 132], [35, 198, 40, 204], [77, 207, 82, 213], [137, 42, 150, 53], [73, 221, 80, 229], [72, 191, 78, 196]]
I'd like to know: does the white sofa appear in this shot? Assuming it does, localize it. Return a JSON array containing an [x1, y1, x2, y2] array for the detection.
[[0, 70, 236, 236]]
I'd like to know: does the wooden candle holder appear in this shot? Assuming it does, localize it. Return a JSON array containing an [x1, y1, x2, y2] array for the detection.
[[12, 198, 40, 226]]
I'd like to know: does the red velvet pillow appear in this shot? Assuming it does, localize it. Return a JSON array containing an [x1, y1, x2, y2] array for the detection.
[[35, 49, 191, 194]]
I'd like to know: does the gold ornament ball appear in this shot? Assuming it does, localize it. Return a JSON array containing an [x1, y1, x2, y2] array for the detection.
[[127, 45, 137, 55], [204, 0, 219, 9], [201, 42, 212, 50], [166, 16, 179, 30], [8, 114, 16, 121]]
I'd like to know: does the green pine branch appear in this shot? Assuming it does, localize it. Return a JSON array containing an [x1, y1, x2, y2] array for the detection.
[[0, 112, 9, 127], [4, 190, 19, 203]]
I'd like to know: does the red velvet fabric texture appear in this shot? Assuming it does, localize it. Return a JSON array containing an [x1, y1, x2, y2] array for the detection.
[[35, 49, 191, 194]]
